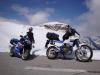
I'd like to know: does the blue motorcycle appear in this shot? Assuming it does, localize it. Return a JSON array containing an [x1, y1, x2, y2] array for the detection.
[[9, 35, 32, 60], [46, 36, 93, 62]]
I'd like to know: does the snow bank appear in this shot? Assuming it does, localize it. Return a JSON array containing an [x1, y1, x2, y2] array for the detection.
[[92, 50, 100, 60]]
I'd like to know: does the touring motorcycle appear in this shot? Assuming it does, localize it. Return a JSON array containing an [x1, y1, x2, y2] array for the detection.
[[46, 36, 93, 62]]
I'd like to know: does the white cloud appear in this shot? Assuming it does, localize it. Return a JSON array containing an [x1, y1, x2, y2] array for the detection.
[[12, 5, 54, 25], [28, 11, 50, 25], [77, 0, 100, 36], [12, 4, 29, 16], [0, 17, 22, 24]]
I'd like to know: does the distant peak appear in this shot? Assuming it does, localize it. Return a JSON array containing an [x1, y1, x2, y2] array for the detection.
[[43, 21, 67, 25], [43, 21, 69, 31]]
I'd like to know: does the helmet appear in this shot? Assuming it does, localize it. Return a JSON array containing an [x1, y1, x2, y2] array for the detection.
[[67, 25, 70, 27], [66, 25, 70, 29], [20, 35, 23, 37], [29, 27, 33, 31]]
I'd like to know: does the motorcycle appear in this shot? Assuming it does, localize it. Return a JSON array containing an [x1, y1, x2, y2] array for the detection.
[[9, 35, 32, 60], [46, 36, 93, 62]]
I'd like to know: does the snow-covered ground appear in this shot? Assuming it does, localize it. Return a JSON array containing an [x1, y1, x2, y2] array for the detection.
[[0, 23, 100, 60]]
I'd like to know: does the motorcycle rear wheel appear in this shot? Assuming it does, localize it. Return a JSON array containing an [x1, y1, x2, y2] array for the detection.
[[46, 46, 58, 59], [9, 46, 15, 57]]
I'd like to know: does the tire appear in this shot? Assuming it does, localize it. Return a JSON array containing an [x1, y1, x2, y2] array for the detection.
[[9, 46, 15, 57], [46, 46, 58, 59], [21, 49, 29, 60], [75, 45, 93, 62]]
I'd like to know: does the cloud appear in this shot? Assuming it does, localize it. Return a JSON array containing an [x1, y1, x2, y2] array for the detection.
[[45, 1, 56, 5], [45, 8, 55, 13], [0, 17, 22, 24], [12, 4, 29, 16], [28, 11, 50, 25], [12, 5, 54, 25], [77, 0, 100, 36]]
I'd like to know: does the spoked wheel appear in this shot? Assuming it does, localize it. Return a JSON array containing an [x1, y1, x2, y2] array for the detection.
[[75, 45, 93, 62], [46, 46, 58, 59]]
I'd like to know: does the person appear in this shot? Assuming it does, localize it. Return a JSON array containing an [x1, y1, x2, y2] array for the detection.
[[63, 25, 71, 41], [63, 25, 80, 47], [45, 32, 59, 48], [26, 27, 35, 48]]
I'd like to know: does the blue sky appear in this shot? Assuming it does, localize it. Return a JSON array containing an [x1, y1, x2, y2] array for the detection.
[[0, 0, 88, 25]]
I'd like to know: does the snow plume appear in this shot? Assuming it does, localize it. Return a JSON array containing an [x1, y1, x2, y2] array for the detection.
[[77, 0, 100, 36], [12, 5, 54, 25]]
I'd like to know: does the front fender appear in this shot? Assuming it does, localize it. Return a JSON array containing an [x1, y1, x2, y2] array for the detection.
[[79, 43, 88, 47]]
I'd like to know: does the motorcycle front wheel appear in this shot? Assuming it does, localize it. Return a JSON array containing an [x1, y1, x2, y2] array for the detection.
[[75, 45, 93, 62], [21, 49, 30, 60], [46, 46, 58, 59]]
